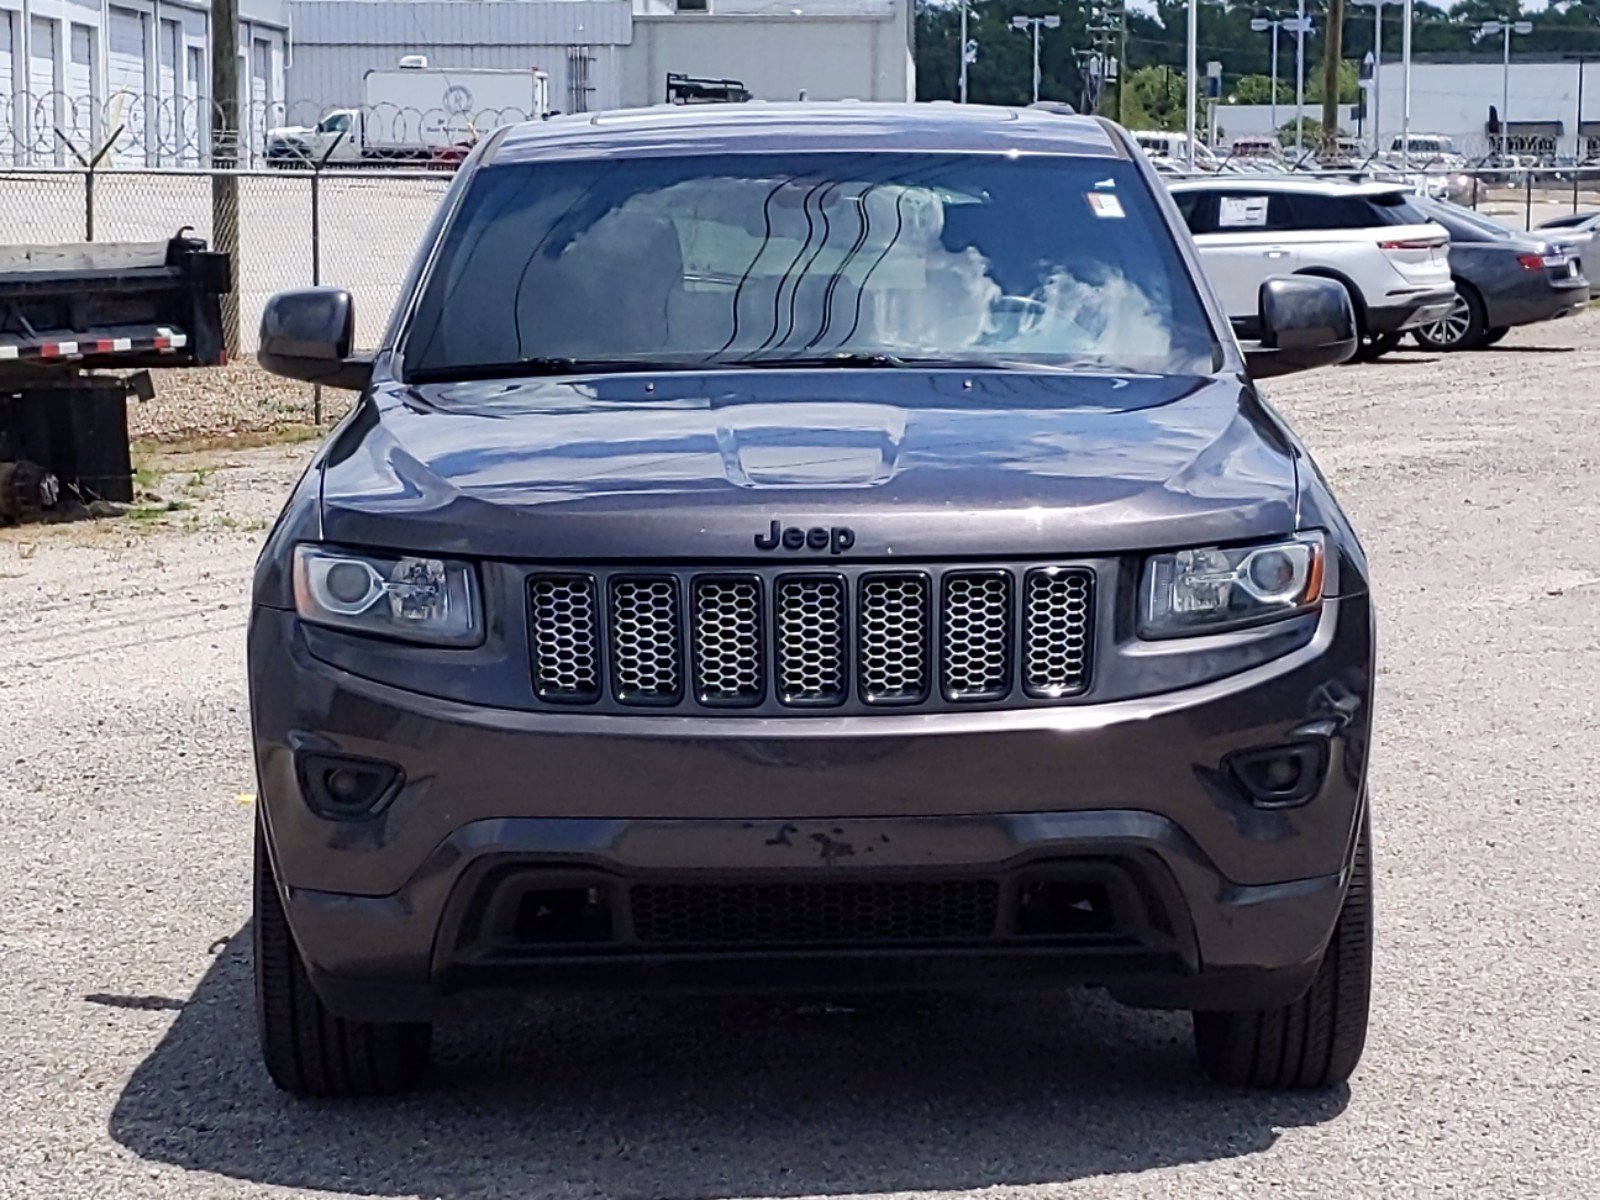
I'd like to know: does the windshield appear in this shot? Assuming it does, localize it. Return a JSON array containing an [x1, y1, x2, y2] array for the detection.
[[1422, 199, 1516, 241], [403, 152, 1220, 381]]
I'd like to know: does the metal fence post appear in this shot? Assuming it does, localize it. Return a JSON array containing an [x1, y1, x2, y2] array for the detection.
[[311, 164, 323, 425], [84, 168, 94, 241], [1524, 167, 1533, 231]]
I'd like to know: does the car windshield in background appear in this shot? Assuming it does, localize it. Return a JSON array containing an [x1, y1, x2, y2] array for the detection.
[[403, 153, 1220, 383]]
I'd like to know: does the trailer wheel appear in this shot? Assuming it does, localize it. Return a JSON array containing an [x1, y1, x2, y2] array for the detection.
[[0, 460, 50, 525]]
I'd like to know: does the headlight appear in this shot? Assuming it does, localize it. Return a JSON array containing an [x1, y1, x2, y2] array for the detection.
[[292, 544, 483, 647], [1140, 532, 1324, 638]]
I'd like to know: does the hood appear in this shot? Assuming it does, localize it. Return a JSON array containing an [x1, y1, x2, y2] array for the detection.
[[318, 370, 1300, 561]]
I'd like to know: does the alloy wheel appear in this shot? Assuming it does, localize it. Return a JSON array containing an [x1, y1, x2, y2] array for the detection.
[[1420, 295, 1472, 346]]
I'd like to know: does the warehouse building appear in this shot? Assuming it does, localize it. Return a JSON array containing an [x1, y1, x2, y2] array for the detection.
[[1371, 58, 1598, 159], [282, 0, 915, 121], [0, 0, 912, 168], [0, 0, 288, 165]]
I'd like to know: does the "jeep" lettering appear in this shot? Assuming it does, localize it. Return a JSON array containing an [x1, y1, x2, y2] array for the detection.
[[754, 520, 856, 555]]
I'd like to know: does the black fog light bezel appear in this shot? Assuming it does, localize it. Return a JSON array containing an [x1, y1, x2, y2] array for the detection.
[[295, 752, 405, 820], [1226, 741, 1327, 809]]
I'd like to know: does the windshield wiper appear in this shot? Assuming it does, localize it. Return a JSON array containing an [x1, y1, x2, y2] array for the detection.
[[406, 357, 683, 383], [736, 352, 913, 369]]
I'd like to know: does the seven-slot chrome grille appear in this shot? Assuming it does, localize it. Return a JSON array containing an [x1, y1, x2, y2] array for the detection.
[[526, 565, 1095, 714]]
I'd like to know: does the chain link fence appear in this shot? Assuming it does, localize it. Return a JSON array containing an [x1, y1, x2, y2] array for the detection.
[[0, 165, 452, 354]]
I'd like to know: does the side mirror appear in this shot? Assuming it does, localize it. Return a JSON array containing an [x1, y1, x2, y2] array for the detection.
[[258, 288, 372, 391], [1244, 277, 1358, 379]]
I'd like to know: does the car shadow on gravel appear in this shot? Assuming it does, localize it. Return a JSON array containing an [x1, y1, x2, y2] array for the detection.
[[110, 927, 1349, 1198]]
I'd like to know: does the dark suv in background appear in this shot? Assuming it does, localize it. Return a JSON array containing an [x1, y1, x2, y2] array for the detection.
[[250, 104, 1374, 1098]]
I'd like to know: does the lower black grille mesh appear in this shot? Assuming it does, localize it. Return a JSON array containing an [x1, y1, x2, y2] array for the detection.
[[630, 879, 1002, 945]]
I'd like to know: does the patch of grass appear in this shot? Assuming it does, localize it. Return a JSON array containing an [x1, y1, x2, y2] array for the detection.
[[133, 462, 164, 492], [125, 499, 193, 522], [185, 466, 216, 491]]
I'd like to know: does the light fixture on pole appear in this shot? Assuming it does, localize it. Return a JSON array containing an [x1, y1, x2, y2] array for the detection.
[[1479, 17, 1533, 161], [1012, 14, 1062, 106], [1351, 0, 1385, 154], [1249, 11, 1292, 140]]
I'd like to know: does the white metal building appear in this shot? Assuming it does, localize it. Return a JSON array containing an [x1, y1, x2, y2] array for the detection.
[[0, 0, 288, 164], [1372, 59, 1599, 159], [282, 0, 914, 122]]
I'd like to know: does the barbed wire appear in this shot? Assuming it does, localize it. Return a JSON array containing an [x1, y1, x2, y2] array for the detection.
[[0, 91, 549, 168]]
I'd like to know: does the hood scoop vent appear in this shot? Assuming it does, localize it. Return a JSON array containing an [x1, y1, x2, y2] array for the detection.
[[715, 402, 907, 488]]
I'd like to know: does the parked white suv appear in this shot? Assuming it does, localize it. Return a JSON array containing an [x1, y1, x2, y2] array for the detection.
[[1167, 177, 1455, 360]]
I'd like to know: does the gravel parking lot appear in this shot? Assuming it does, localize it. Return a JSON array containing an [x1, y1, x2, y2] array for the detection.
[[3, 315, 1599, 1198]]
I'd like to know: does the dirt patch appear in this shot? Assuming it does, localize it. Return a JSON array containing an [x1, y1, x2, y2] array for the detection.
[[129, 358, 354, 443]]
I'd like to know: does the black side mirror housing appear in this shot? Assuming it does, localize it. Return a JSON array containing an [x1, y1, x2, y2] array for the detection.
[[258, 288, 373, 391], [1244, 277, 1358, 379]]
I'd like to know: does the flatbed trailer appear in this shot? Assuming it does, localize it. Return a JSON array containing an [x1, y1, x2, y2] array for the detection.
[[0, 232, 231, 523]]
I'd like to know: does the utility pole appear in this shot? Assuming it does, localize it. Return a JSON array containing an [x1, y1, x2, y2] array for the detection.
[[1087, 4, 1124, 118], [212, 0, 240, 354], [1323, 0, 1345, 157]]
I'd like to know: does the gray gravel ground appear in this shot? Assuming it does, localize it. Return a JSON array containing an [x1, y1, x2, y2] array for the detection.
[[2, 316, 1599, 1199]]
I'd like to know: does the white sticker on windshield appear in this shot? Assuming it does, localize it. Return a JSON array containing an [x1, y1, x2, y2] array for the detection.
[[1087, 192, 1125, 219], [1218, 196, 1270, 228]]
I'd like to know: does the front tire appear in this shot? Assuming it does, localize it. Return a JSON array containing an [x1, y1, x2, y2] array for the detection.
[[1353, 331, 1402, 361], [1413, 285, 1488, 351], [1191, 815, 1372, 1089], [254, 824, 432, 1097]]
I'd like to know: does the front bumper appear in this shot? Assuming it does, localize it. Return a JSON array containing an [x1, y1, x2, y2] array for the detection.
[[250, 594, 1374, 1019]]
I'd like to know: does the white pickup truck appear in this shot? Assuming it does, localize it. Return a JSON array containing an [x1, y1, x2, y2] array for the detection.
[[265, 62, 551, 167]]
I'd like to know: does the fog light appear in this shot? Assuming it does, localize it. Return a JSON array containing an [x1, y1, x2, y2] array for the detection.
[[1227, 742, 1326, 808], [296, 752, 403, 820]]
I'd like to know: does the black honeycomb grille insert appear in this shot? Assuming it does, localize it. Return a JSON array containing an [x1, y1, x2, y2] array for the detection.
[[526, 565, 1094, 712], [527, 575, 601, 701], [609, 576, 682, 703], [629, 879, 1002, 945], [1024, 568, 1094, 697], [775, 576, 847, 706], [691, 576, 764, 705]]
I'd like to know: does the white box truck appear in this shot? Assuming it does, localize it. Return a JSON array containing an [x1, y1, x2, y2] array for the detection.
[[266, 58, 551, 167]]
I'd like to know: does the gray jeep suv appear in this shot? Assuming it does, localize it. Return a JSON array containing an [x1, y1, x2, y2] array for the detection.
[[249, 103, 1374, 1097]]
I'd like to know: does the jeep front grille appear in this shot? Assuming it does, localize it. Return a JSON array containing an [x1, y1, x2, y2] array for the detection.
[[525, 564, 1094, 714], [775, 576, 847, 705]]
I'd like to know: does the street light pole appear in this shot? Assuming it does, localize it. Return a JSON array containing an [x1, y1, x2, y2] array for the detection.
[[1401, 0, 1413, 166], [1353, 0, 1384, 153], [1011, 14, 1061, 106], [959, 0, 969, 103], [1250, 14, 1290, 141], [1480, 17, 1534, 160], [1186, 0, 1198, 169]]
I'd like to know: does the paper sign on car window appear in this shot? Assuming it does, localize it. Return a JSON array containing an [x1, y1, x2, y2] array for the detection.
[[1086, 192, 1125, 219], [1218, 196, 1270, 228]]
